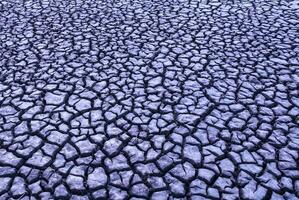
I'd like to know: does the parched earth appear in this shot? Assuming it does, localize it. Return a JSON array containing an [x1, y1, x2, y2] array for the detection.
[[0, 0, 299, 199]]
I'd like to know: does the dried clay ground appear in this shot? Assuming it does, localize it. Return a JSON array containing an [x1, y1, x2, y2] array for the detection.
[[0, 0, 299, 199]]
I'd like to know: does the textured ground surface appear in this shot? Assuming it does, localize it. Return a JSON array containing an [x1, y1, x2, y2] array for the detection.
[[1, 0, 299, 199]]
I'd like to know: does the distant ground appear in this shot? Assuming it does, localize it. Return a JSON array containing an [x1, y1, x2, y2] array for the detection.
[[0, 0, 299, 199]]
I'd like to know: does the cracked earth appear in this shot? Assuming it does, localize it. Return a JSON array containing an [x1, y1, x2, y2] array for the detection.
[[0, 0, 299, 199]]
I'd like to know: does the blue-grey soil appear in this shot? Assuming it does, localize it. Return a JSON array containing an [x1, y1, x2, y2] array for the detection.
[[0, 0, 299, 199]]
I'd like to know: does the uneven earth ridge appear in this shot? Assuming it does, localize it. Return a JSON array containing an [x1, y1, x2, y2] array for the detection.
[[0, 0, 299, 199]]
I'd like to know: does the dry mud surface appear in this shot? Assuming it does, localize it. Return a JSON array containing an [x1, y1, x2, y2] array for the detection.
[[0, 0, 299, 199]]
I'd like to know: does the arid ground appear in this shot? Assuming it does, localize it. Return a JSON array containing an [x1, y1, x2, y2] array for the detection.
[[0, 0, 299, 199]]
